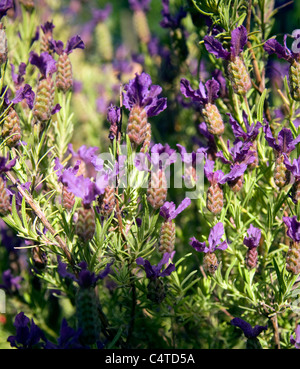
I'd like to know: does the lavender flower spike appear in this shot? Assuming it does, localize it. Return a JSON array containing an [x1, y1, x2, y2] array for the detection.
[[123, 72, 167, 117], [264, 123, 300, 188], [264, 34, 300, 101], [204, 157, 226, 214], [204, 25, 251, 96], [243, 224, 261, 269], [190, 222, 228, 254], [282, 216, 300, 275], [180, 77, 224, 135]]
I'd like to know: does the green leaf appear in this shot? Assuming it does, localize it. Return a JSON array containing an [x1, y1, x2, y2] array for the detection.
[[257, 89, 267, 123]]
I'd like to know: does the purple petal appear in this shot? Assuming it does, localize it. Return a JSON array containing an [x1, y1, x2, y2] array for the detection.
[[204, 78, 220, 103], [208, 222, 225, 251], [65, 35, 85, 55], [11, 84, 35, 110], [219, 163, 247, 184], [204, 35, 231, 60], [263, 38, 292, 62], [189, 237, 209, 253], [29, 51, 57, 77], [230, 25, 248, 57], [51, 103, 61, 115]]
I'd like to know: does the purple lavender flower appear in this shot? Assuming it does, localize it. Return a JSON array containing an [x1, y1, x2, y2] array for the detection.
[[58, 260, 112, 288], [264, 34, 300, 100], [243, 224, 261, 249], [204, 25, 251, 96], [190, 222, 228, 253], [180, 77, 220, 107], [50, 35, 85, 56], [0, 269, 22, 293], [0, 0, 13, 20], [44, 318, 87, 349], [10, 62, 27, 88], [29, 51, 57, 78], [263, 35, 295, 63], [228, 112, 262, 143], [230, 317, 268, 339], [129, 0, 151, 12], [283, 154, 300, 180], [93, 3, 112, 23], [204, 157, 227, 185], [136, 252, 175, 280], [107, 104, 121, 140], [159, 197, 191, 221], [264, 123, 300, 155], [123, 72, 167, 117], [204, 25, 247, 61], [282, 216, 300, 242], [150, 143, 177, 169], [7, 312, 47, 349], [41, 20, 55, 36], [4, 84, 35, 110], [290, 324, 300, 349], [0, 154, 16, 172], [160, 0, 187, 29]]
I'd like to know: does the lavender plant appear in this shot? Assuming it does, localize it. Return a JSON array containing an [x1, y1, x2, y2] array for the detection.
[[0, 0, 300, 351]]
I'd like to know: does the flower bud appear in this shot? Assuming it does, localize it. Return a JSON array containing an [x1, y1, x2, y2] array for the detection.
[[127, 105, 149, 146], [245, 247, 258, 270], [289, 60, 300, 101], [226, 56, 251, 96], [202, 103, 224, 135], [228, 174, 244, 193], [56, 52, 73, 93], [159, 220, 175, 254], [76, 207, 95, 241], [62, 185, 75, 211], [0, 177, 11, 216], [2, 107, 21, 147], [286, 241, 300, 275], [147, 278, 166, 304], [33, 76, 55, 122], [75, 287, 101, 345], [203, 252, 219, 275], [98, 186, 115, 217], [133, 10, 151, 44], [147, 168, 167, 209], [207, 183, 223, 214], [274, 154, 290, 189]]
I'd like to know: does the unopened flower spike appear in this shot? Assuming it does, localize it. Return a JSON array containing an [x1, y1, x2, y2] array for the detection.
[[29, 51, 59, 122], [230, 317, 268, 349], [264, 34, 300, 101], [40, 20, 55, 54], [136, 252, 175, 303], [2, 84, 35, 147], [180, 77, 224, 135], [282, 216, 300, 275], [190, 222, 228, 275], [50, 35, 85, 93], [123, 72, 167, 147], [243, 224, 261, 269], [264, 123, 300, 188], [204, 25, 251, 96], [204, 157, 227, 214]]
